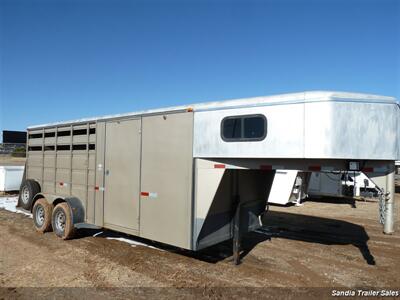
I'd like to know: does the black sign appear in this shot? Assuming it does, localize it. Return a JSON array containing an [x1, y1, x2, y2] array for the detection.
[[2, 131, 27, 144]]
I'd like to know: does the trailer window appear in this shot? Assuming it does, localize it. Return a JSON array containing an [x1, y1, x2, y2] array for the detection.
[[221, 114, 266, 141], [28, 146, 42, 151], [72, 144, 86, 150], [29, 133, 43, 139], [57, 145, 70, 151], [222, 118, 242, 139], [73, 129, 87, 136], [44, 132, 55, 138], [58, 130, 71, 137]]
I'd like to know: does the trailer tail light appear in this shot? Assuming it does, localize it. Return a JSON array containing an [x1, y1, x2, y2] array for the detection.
[[141, 192, 149, 197], [214, 164, 226, 169], [95, 186, 99, 191]]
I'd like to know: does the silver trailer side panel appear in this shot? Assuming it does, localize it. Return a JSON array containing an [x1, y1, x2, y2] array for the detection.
[[193, 98, 398, 160], [139, 112, 194, 249], [103, 118, 141, 235]]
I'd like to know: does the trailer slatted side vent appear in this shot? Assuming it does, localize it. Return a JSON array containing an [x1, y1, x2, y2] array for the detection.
[[26, 122, 97, 215], [29, 133, 43, 139], [57, 130, 71, 137], [57, 145, 70, 151]]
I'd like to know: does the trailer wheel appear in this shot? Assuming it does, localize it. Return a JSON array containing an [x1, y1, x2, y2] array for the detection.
[[18, 180, 41, 210], [32, 198, 53, 233], [52, 202, 75, 240]]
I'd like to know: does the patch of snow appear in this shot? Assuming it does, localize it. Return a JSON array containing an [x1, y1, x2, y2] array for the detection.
[[0, 195, 163, 251], [106, 237, 163, 251], [0, 196, 32, 218]]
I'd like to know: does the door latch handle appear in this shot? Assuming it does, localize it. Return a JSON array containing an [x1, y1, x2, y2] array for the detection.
[[105, 170, 110, 176]]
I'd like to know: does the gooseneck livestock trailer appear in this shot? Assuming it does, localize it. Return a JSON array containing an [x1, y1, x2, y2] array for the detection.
[[19, 91, 399, 259]]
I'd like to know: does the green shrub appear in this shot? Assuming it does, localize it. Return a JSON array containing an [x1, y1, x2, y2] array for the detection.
[[12, 147, 26, 157]]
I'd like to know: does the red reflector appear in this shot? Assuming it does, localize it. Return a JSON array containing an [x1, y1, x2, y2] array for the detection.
[[214, 164, 226, 169], [141, 192, 149, 196], [260, 165, 272, 170], [94, 186, 99, 191], [309, 166, 321, 171], [59, 182, 63, 186], [362, 167, 374, 173]]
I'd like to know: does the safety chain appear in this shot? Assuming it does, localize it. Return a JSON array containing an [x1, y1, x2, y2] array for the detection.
[[378, 189, 390, 225]]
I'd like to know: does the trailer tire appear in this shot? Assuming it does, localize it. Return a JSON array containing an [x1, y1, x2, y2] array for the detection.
[[52, 202, 75, 240], [32, 198, 53, 233], [18, 180, 41, 210]]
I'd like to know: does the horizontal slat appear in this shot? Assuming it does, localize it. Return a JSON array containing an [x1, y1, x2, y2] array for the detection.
[[43, 168, 55, 181], [57, 154, 71, 169], [73, 135, 87, 144], [72, 169, 86, 185], [72, 154, 88, 169], [88, 154, 96, 169], [56, 169, 70, 183], [88, 170, 95, 186], [28, 139, 43, 146], [42, 181, 55, 194], [44, 154, 56, 168], [28, 129, 43, 135], [27, 167, 42, 181], [44, 137, 56, 144], [57, 136, 71, 144], [27, 154, 43, 167], [73, 124, 88, 130]]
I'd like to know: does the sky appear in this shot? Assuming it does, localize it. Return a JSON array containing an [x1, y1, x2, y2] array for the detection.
[[0, 0, 399, 136]]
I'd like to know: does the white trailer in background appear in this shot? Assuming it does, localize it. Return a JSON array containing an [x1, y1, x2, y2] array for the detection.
[[0, 166, 25, 192], [267, 170, 308, 205], [20, 91, 399, 264], [308, 171, 379, 199], [267, 170, 379, 205]]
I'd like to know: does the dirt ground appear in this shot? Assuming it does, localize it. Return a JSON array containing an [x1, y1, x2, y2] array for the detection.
[[1, 193, 399, 298], [0, 156, 25, 166]]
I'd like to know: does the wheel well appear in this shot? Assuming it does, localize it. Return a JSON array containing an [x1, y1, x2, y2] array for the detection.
[[31, 196, 66, 212], [53, 198, 66, 207], [31, 194, 46, 212]]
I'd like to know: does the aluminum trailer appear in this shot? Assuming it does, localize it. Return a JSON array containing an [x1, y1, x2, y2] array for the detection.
[[19, 91, 399, 260]]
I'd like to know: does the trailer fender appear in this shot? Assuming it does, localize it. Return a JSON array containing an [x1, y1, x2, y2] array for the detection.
[[64, 197, 85, 225], [33, 194, 85, 224]]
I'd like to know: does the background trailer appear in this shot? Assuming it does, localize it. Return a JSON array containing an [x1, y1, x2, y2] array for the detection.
[[19, 91, 399, 256]]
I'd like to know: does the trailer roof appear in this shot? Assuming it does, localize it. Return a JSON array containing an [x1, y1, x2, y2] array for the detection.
[[28, 91, 397, 129]]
